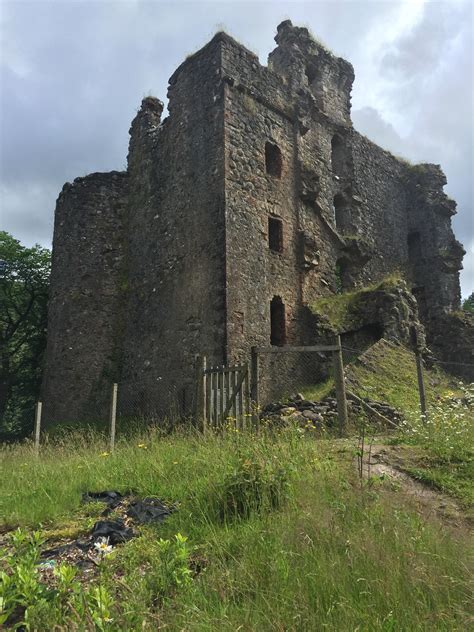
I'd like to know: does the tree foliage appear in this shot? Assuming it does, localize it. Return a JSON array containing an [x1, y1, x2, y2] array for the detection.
[[462, 292, 474, 313], [0, 231, 51, 440]]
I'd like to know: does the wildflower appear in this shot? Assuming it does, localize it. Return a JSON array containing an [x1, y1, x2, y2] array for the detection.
[[137, 443, 147, 449], [100, 452, 109, 457], [94, 537, 113, 556]]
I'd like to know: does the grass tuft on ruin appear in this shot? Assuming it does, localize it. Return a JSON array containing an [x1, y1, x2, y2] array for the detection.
[[310, 273, 404, 331]]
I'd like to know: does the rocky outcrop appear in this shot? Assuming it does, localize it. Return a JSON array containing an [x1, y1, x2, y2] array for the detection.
[[309, 277, 425, 353]]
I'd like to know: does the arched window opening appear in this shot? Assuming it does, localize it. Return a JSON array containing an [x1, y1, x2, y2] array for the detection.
[[333, 194, 348, 232], [268, 216, 283, 253], [265, 142, 282, 178], [270, 296, 286, 346], [407, 231, 422, 261], [331, 134, 345, 177]]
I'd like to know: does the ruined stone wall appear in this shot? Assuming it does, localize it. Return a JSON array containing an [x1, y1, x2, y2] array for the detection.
[[42, 21, 469, 426], [221, 37, 301, 362], [350, 132, 412, 285], [120, 36, 227, 413], [42, 172, 128, 425], [221, 25, 359, 369], [406, 164, 463, 318]]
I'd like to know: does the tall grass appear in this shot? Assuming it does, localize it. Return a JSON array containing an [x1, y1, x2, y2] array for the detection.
[[1, 426, 472, 630]]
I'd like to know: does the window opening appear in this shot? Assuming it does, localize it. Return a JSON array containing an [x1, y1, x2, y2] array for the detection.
[[270, 296, 286, 346], [331, 134, 345, 177], [305, 62, 318, 85], [265, 142, 282, 178], [335, 258, 346, 294], [407, 231, 422, 261], [333, 194, 347, 232], [268, 216, 283, 252]]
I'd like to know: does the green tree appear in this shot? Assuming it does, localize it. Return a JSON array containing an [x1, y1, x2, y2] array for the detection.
[[0, 232, 51, 440], [462, 292, 474, 313]]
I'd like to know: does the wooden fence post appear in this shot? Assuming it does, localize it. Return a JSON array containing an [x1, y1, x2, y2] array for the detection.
[[410, 327, 428, 422], [109, 383, 118, 452], [250, 346, 260, 431], [34, 401, 42, 456], [415, 349, 427, 420], [410, 325, 427, 421], [333, 335, 348, 437], [194, 355, 206, 431]]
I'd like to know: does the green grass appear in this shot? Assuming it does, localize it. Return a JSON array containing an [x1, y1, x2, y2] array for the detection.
[[300, 376, 334, 401], [405, 460, 474, 508], [344, 340, 473, 512], [310, 273, 404, 331], [347, 339, 459, 415], [1, 427, 473, 630]]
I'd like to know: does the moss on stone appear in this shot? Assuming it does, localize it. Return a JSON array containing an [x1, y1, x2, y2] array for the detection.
[[310, 273, 404, 331]]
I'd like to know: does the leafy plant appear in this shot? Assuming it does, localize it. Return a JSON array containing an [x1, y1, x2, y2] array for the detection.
[[462, 292, 474, 313], [0, 528, 117, 630], [399, 383, 474, 461]]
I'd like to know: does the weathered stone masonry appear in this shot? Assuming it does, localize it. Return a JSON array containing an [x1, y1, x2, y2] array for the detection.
[[42, 21, 472, 424]]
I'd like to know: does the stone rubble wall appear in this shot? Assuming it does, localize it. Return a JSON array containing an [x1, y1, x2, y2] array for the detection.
[[41, 172, 128, 425]]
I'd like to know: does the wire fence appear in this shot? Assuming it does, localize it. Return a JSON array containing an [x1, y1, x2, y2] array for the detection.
[[255, 347, 333, 405], [116, 377, 183, 430], [31, 337, 474, 452]]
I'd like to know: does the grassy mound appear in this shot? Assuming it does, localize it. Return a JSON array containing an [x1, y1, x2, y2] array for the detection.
[[346, 338, 458, 414]]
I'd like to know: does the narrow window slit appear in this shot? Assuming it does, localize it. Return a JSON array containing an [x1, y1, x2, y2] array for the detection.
[[268, 216, 283, 252]]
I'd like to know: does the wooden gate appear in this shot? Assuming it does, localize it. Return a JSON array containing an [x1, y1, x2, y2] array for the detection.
[[195, 357, 251, 431]]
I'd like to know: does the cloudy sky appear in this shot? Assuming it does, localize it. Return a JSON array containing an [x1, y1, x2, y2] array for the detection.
[[1, 0, 472, 296]]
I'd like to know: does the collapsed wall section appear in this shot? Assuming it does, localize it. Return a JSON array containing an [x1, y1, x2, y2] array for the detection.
[[42, 172, 128, 425], [406, 164, 463, 318]]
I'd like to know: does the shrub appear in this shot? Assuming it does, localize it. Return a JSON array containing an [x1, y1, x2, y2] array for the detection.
[[219, 453, 290, 521]]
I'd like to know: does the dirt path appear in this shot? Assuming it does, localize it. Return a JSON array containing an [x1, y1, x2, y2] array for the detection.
[[360, 443, 472, 531]]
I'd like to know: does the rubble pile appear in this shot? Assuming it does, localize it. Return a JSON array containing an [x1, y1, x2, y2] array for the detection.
[[262, 393, 402, 427]]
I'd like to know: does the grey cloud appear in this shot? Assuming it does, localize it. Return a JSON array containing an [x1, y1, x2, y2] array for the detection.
[[1, 0, 472, 297], [381, 1, 467, 79]]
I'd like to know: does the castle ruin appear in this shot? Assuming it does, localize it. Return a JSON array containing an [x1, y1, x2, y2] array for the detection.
[[41, 21, 472, 425]]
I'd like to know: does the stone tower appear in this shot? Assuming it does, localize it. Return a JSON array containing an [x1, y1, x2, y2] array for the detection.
[[41, 21, 469, 425]]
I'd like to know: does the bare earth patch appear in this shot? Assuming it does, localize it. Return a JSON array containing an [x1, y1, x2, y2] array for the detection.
[[361, 443, 472, 531]]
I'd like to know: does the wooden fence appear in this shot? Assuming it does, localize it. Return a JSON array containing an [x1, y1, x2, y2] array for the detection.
[[194, 336, 349, 436], [195, 358, 252, 431]]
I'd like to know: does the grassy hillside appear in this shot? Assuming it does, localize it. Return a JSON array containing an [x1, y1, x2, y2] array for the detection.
[[343, 340, 473, 507], [346, 339, 458, 414], [1, 426, 472, 630]]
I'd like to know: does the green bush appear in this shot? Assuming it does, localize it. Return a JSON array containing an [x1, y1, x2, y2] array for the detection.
[[219, 452, 290, 521]]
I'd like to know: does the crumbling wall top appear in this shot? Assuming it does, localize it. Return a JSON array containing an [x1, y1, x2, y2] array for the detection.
[[268, 20, 354, 124]]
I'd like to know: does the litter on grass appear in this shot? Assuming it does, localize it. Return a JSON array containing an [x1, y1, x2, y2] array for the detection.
[[38, 491, 175, 574]]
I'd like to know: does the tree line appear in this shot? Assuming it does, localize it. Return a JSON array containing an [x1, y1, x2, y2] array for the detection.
[[0, 231, 50, 441]]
